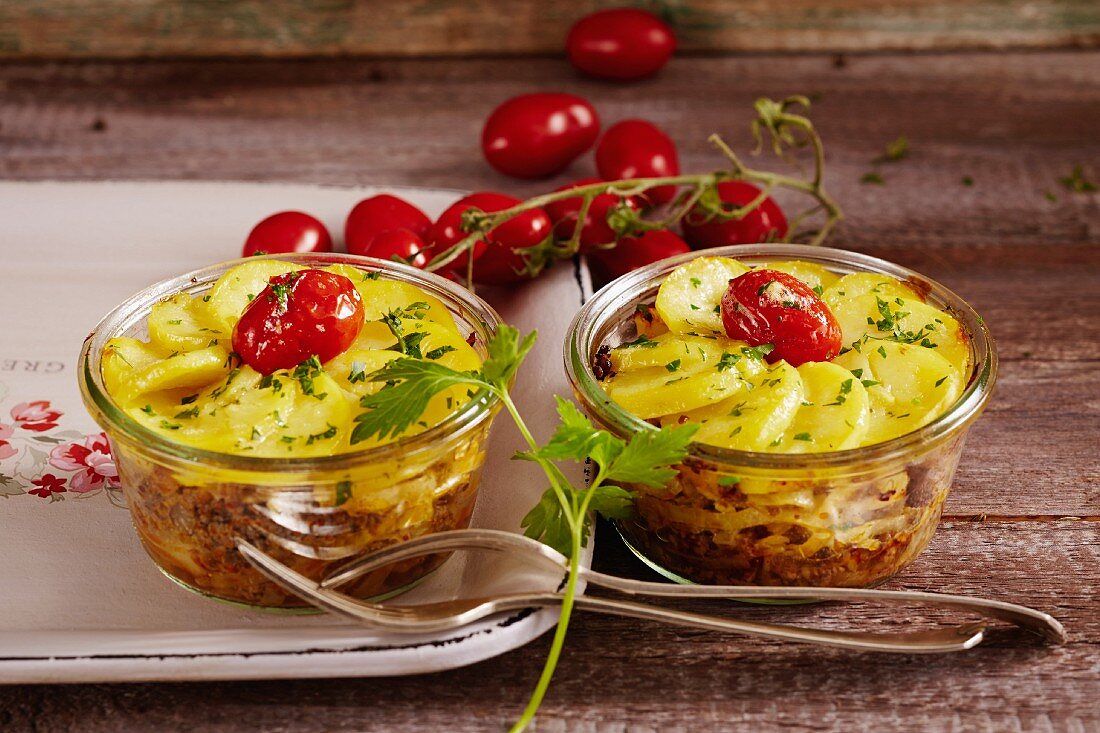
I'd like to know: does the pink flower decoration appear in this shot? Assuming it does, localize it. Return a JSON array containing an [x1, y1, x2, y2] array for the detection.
[[29, 473, 67, 499], [0, 423, 15, 461], [11, 401, 62, 433], [49, 432, 119, 493]]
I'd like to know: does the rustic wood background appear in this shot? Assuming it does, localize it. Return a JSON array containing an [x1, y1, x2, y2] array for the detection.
[[2, 0, 1100, 58], [0, 45, 1098, 732]]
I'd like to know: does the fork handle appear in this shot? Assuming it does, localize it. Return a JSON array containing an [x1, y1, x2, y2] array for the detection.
[[565, 594, 985, 653]]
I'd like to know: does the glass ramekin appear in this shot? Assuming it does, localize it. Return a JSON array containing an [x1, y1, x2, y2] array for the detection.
[[567, 244, 996, 588], [79, 253, 503, 611]]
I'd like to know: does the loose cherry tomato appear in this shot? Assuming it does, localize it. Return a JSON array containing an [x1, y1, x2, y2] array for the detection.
[[720, 269, 841, 367], [429, 192, 553, 284], [233, 270, 364, 375], [482, 93, 600, 179], [345, 194, 432, 257], [543, 178, 639, 252], [366, 228, 430, 268], [681, 181, 788, 249], [566, 8, 676, 82], [595, 119, 680, 206], [242, 211, 332, 257], [590, 229, 690, 280]]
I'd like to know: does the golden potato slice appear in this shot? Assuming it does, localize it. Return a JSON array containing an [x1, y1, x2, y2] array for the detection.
[[777, 361, 870, 452], [605, 363, 750, 420], [676, 361, 805, 451], [148, 293, 225, 353], [654, 256, 749, 335], [102, 337, 170, 396], [201, 260, 304, 334], [632, 303, 669, 339], [831, 293, 970, 373], [756, 260, 839, 292], [837, 341, 963, 444], [324, 264, 458, 333], [822, 272, 922, 310], [610, 332, 733, 372], [116, 346, 231, 406]]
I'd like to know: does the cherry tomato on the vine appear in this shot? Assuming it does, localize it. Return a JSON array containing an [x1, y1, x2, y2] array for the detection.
[[242, 211, 332, 257], [595, 119, 680, 206], [428, 192, 553, 285], [366, 228, 430, 269], [233, 270, 365, 375], [482, 93, 600, 179], [566, 8, 676, 82], [590, 229, 690, 280], [345, 194, 432, 257], [681, 181, 788, 249], [543, 178, 639, 252], [720, 269, 841, 367]]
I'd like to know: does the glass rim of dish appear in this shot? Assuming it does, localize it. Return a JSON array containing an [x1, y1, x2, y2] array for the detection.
[[565, 243, 998, 469], [79, 252, 504, 472]]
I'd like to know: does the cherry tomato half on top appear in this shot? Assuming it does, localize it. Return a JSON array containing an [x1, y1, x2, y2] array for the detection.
[[482, 93, 600, 179], [345, 194, 432, 257], [543, 178, 639, 252], [595, 119, 680, 206], [233, 270, 365, 375], [429, 192, 553, 284], [720, 269, 842, 367], [590, 229, 690, 280], [681, 181, 788, 249], [242, 211, 333, 258], [566, 8, 676, 82]]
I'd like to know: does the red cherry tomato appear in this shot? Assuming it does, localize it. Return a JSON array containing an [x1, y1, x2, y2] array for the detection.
[[429, 192, 553, 284], [232, 270, 365, 375], [720, 269, 841, 367], [366, 229, 430, 269], [482, 93, 600, 179], [681, 181, 788, 248], [345, 194, 432, 257], [543, 178, 639, 252], [590, 230, 690, 280], [566, 8, 676, 82], [595, 119, 680, 206], [242, 211, 332, 257]]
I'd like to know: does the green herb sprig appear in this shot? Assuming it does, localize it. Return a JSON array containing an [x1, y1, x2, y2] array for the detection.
[[350, 326, 695, 731]]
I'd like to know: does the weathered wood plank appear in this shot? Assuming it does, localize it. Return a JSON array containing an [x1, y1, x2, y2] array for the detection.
[[1, 0, 1099, 59], [0, 521, 1095, 732]]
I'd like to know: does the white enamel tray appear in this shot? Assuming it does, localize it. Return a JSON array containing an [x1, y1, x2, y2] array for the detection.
[[0, 181, 592, 683]]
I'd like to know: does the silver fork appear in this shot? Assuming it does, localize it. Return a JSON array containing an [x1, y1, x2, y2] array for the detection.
[[236, 530, 1064, 652]]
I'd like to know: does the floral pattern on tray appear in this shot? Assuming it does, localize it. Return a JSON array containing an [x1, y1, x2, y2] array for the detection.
[[0, 385, 123, 505]]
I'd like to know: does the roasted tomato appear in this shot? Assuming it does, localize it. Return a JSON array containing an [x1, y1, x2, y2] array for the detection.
[[242, 211, 332, 257], [543, 178, 639, 252], [344, 194, 432, 257], [590, 229, 690, 280], [566, 8, 676, 81], [595, 119, 680, 206], [681, 181, 788, 248], [720, 269, 842, 367], [481, 93, 600, 179], [233, 270, 364, 375], [428, 192, 553, 284]]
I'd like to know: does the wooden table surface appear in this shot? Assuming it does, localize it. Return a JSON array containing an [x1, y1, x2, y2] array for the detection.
[[1, 51, 1098, 732]]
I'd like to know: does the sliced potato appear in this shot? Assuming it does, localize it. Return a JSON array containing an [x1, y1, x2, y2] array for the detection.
[[610, 332, 733, 372], [822, 272, 921, 310], [325, 264, 458, 333], [654, 256, 749, 335], [201, 260, 304, 333], [102, 337, 171, 396], [677, 361, 804, 451], [605, 363, 750, 420], [148, 293, 225, 353], [116, 346, 231, 406], [777, 361, 870, 452], [831, 293, 970, 373], [632, 303, 669, 339], [756, 260, 839, 292]]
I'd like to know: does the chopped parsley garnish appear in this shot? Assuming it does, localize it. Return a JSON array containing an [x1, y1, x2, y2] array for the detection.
[[875, 135, 909, 163], [717, 476, 740, 486], [812, 285, 824, 296], [159, 419, 181, 430], [665, 359, 682, 373], [141, 404, 155, 415], [793, 432, 813, 441], [1059, 165, 1097, 194], [292, 355, 323, 395], [348, 362, 367, 384], [306, 424, 338, 445], [620, 334, 659, 349], [425, 345, 457, 360], [717, 352, 741, 372], [173, 406, 200, 419], [335, 480, 353, 506], [180, 394, 198, 405], [167, 319, 182, 326], [690, 277, 702, 288], [740, 343, 775, 361], [877, 345, 888, 359], [935, 376, 948, 387]]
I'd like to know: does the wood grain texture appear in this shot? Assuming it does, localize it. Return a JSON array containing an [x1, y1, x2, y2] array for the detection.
[[0, 51, 1097, 731], [1, 0, 1100, 59]]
